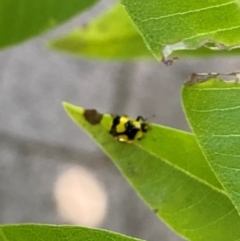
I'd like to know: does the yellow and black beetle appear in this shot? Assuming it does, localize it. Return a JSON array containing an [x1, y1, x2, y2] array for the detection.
[[109, 115, 148, 143]]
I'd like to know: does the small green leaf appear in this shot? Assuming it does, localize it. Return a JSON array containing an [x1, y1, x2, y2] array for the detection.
[[0, 0, 99, 50], [121, 0, 240, 60], [0, 224, 145, 241], [49, 3, 153, 60], [63, 102, 240, 241], [183, 77, 240, 216]]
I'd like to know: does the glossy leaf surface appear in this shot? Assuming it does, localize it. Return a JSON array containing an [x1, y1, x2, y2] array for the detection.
[[122, 0, 240, 59], [183, 77, 240, 216], [63, 102, 240, 241]]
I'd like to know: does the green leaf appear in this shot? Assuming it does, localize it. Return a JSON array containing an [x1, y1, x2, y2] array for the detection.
[[63, 102, 240, 241], [0, 224, 145, 241], [121, 0, 240, 60], [182, 77, 240, 216], [49, 3, 153, 60], [0, 0, 99, 50], [49, 2, 240, 61]]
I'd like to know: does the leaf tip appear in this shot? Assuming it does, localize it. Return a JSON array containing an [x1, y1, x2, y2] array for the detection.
[[62, 101, 71, 111], [62, 101, 84, 118]]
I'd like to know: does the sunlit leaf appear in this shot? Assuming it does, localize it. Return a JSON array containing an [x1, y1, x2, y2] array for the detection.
[[63, 102, 240, 241], [121, 0, 240, 60], [183, 76, 240, 216]]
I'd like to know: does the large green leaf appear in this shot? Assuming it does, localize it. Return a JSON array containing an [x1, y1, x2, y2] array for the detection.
[[121, 0, 240, 60], [63, 102, 240, 241], [182, 76, 240, 216], [49, 3, 152, 60], [0, 224, 145, 241], [0, 0, 99, 50], [49, 2, 240, 60]]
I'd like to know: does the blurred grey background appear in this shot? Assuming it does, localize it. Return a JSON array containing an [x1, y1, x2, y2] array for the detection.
[[0, 0, 240, 241]]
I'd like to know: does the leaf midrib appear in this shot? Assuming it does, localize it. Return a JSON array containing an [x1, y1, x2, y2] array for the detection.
[[135, 140, 226, 196]]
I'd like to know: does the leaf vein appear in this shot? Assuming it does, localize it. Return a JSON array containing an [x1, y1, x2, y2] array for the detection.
[[140, 1, 235, 22], [212, 152, 240, 158], [213, 161, 240, 170], [182, 208, 236, 231], [136, 143, 225, 195], [187, 105, 240, 113], [180, 24, 240, 42], [171, 190, 211, 216]]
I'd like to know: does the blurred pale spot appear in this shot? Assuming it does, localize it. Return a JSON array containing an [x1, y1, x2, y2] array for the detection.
[[54, 166, 107, 227]]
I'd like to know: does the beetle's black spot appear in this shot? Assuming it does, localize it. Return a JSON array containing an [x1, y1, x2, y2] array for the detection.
[[109, 115, 121, 135], [112, 116, 120, 127], [83, 109, 103, 125], [123, 125, 139, 140]]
